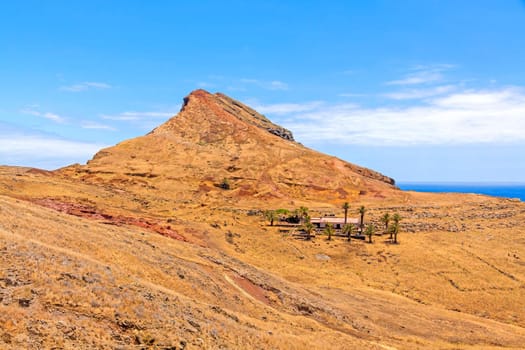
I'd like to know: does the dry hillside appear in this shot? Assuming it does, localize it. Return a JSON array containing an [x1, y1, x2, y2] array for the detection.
[[1, 90, 525, 349]]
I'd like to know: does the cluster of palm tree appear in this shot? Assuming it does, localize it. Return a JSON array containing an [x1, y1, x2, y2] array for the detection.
[[339, 203, 402, 244], [265, 203, 402, 244], [380, 212, 402, 244], [264, 206, 310, 226]]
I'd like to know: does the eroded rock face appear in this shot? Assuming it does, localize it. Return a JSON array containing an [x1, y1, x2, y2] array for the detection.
[[175, 90, 295, 142], [266, 127, 294, 141], [214, 92, 295, 142]]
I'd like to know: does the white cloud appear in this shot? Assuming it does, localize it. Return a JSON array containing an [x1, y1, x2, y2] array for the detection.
[[101, 111, 174, 121], [240, 78, 289, 90], [60, 81, 112, 92], [386, 64, 454, 86], [383, 85, 456, 100], [0, 134, 106, 169], [43, 112, 65, 123], [253, 101, 324, 115], [268, 80, 288, 90], [386, 71, 443, 86], [81, 121, 117, 130], [266, 87, 525, 146], [20, 108, 66, 123], [432, 88, 522, 108], [197, 81, 215, 88]]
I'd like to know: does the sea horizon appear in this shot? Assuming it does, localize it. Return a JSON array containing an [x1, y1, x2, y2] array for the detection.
[[398, 182, 525, 201]]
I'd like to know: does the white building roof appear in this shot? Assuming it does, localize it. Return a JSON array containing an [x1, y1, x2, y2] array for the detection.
[[310, 217, 359, 224]]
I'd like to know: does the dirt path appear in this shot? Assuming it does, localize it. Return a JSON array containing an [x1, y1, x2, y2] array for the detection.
[[223, 273, 271, 306]]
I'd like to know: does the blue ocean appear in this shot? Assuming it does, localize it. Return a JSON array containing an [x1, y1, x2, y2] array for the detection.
[[398, 183, 525, 202]]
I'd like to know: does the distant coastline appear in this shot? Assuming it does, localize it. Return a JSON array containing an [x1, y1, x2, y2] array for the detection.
[[398, 182, 525, 201]]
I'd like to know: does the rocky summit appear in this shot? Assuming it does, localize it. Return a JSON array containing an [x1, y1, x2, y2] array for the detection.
[[0, 91, 525, 349]]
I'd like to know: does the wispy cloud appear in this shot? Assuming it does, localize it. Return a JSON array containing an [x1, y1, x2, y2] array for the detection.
[[432, 88, 522, 108], [42, 112, 65, 123], [20, 108, 66, 123], [253, 101, 324, 115], [386, 71, 442, 86], [383, 85, 456, 100], [386, 64, 454, 86], [80, 121, 116, 130], [0, 132, 106, 169], [338, 93, 367, 98], [101, 111, 174, 121], [197, 81, 215, 88], [240, 78, 289, 91], [264, 87, 525, 146], [268, 80, 288, 90], [60, 81, 112, 92], [0, 136, 103, 157]]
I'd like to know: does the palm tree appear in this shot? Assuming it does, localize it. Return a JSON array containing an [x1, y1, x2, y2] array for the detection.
[[299, 206, 309, 223], [324, 223, 334, 241], [302, 221, 315, 240], [392, 213, 401, 226], [365, 224, 375, 243], [291, 206, 309, 224], [389, 223, 398, 244], [392, 213, 401, 244], [264, 210, 276, 226], [381, 213, 390, 236], [390, 213, 401, 243], [342, 223, 354, 242], [358, 206, 366, 234], [342, 202, 350, 225]]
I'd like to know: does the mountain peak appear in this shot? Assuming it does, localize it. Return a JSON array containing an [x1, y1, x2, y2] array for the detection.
[[67, 90, 396, 205], [154, 90, 294, 142]]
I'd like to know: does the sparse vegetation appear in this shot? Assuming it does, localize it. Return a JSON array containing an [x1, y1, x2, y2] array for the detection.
[[365, 224, 374, 243], [392, 213, 401, 244], [264, 210, 277, 226], [291, 206, 309, 224], [1, 167, 525, 349], [358, 205, 366, 233], [2, 86, 525, 349], [342, 202, 350, 225], [342, 223, 354, 242], [381, 212, 390, 235], [219, 177, 231, 190], [302, 220, 315, 240], [324, 223, 334, 241]]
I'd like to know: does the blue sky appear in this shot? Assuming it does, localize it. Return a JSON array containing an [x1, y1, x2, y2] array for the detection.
[[1, 0, 525, 182]]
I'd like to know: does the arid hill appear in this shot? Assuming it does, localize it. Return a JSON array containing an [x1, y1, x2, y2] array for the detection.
[[1, 91, 525, 349], [58, 89, 397, 208]]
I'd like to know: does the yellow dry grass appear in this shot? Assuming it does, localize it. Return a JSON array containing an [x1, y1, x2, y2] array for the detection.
[[1, 91, 525, 349], [1, 170, 525, 349]]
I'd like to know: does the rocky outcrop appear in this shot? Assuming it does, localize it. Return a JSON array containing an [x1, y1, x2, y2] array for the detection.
[[266, 127, 294, 141], [214, 92, 295, 142]]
